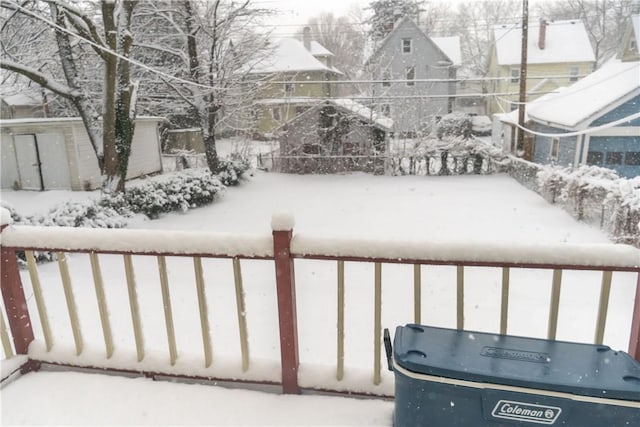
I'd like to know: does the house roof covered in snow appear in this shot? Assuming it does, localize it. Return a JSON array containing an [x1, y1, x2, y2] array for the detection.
[[330, 98, 394, 130], [493, 20, 595, 65], [364, 17, 461, 67], [309, 41, 333, 57], [247, 38, 341, 74], [526, 59, 640, 129], [275, 98, 393, 131], [431, 36, 461, 67]]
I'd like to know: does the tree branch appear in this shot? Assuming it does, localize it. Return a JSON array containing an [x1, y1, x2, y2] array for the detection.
[[0, 59, 80, 98]]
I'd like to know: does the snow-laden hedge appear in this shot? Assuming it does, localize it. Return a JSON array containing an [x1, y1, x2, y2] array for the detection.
[[536, 165, 640, 245], [2, 163, 251, 263], [389, 136, 509, 176]]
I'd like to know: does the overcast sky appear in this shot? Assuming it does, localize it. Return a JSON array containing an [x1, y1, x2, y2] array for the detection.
[[263, 0, 371, 36]]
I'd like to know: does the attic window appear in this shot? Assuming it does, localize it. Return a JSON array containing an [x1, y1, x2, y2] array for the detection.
[[402, 38, 412, 54]]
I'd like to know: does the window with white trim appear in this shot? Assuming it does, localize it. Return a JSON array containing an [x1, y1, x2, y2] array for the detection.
[[550, 138, 560, 161], [382, 71, 391, 87], [510, 67, 520, 84], [568, 67, 579, 82], [402, 38, 412, 54], [405, 66, 415, 86]]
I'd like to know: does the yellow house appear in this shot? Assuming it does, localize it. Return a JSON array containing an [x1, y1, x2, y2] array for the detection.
[[247, 29, 342, 135], [486, 19, 595, 115]]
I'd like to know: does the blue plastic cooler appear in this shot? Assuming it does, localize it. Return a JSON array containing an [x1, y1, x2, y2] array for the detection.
[[390, 324, 640, 426]]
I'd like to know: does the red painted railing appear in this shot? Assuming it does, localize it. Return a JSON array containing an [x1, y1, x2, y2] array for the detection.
[[2, 214, 640, 395]]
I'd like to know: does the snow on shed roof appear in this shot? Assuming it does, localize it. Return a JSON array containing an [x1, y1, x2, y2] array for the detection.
[[527, 59, 640, 129], [248, 38, 339, 74], [432, 36, 461, 67], [1, 93, 41, 106], [331, 98, 394, 130], [0, 116, 166, 127], [493, 20, 595, 65]]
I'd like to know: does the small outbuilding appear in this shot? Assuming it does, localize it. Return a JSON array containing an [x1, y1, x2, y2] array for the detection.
[[1, 116, 164, 191], [276, 98, 393, 174]]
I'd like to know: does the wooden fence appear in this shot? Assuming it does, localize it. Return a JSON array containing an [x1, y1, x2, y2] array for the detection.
[[2, 213, 640, 396]]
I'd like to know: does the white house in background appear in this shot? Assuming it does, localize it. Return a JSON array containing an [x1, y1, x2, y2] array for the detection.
[[363, 17, 461, 136], [486, 19, 595, 115], [247, 28, 343, 135], [1, 117, 164, 191]]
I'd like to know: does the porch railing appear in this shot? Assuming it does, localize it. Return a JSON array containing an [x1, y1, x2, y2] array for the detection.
[[2, 210, 639, 396]]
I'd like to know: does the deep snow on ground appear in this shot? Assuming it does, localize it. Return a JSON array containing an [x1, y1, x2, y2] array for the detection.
[[1, 169, 636, 426], [2, 371, 393, 426]]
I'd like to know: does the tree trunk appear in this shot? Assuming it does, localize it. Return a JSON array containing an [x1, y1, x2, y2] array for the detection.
[[50, 4, 104, 170], [101, 0, 119, 192]]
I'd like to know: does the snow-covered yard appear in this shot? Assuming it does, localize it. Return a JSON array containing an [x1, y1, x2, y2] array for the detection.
[[1, 170, 637, 425]]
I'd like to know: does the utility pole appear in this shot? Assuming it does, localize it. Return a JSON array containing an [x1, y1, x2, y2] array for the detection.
[[516, 0, 528, 156]]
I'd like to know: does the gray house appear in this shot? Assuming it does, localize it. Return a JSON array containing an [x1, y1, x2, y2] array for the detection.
[[363, 17, 461, 136]]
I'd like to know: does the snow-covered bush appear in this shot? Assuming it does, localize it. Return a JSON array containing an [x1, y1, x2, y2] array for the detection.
[[216, 158, 251, 186], [536, 164, 640, 245], [2, 169, 233, 263], [436, 113, 472, 140], [103, 169, 225, 219]]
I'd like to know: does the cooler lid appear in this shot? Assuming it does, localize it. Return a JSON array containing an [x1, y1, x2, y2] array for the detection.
[[393, 324, 640, 401]]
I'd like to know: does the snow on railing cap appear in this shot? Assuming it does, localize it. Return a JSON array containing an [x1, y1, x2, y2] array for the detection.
[[271, 212, 295, 231], [1, 208, 12, 227]]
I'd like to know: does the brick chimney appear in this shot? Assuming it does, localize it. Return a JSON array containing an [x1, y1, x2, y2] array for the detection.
[[303, 26, 311, 51], [538, 19, 547, 50]]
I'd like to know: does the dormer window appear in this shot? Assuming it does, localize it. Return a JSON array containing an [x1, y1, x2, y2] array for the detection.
[[402, 38, 412, 54]]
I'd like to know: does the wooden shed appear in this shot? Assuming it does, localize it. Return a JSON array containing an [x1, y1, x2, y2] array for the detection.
[[277, 99, 393, 174], [1, 116, 164, 191]]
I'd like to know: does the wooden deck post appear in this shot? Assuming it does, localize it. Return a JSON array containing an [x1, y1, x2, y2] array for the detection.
[[272, 214, 300, 394], [1, 216, 34, 355], [628, 272, 640, 362]]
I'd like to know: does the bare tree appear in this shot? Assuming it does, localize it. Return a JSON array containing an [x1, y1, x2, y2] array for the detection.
[[1, 0, 140, 193], [134, 0, 272, 173]]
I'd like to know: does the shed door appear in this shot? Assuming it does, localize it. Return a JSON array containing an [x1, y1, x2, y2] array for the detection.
[[37, 133, 71, 189], [14, 134, 43, 190]]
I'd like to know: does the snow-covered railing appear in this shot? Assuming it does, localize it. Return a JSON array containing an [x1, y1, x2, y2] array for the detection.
[[1, 210, 640, 396]]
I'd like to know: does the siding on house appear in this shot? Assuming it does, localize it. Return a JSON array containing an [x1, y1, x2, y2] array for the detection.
[[486, 20, 595, 115], [591, 95, 640, 127], [364, 18, 459, 134], [487, 61, 594, 114], [531, 124, 579, 166], [247, 37, 341, 136]]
